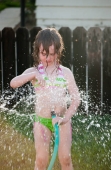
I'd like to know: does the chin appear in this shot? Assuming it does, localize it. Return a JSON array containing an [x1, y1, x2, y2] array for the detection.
[[47, 62, 52, 65]]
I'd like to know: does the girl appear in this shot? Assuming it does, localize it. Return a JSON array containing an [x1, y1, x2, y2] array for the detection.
[[10, 28, 80, 170]]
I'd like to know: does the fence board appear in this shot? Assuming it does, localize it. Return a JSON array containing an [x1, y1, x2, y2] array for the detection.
[[2, 27, 15, 89], [1, 28, 16, 107], [30, 27, 42, 66], [59, 27, 71, 69], [73, 27, 87, 90], [103, 28, 111, 114], [0, 31, 1, 93], [16, 28, 29, 75], [73, 27, 87, 113], [16, 28, 31, 101], [87, 27, 102, 113]]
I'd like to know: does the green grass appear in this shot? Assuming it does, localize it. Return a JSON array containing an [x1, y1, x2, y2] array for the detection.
[[0, 110, 111, 170], [71, 114, 111, 170]]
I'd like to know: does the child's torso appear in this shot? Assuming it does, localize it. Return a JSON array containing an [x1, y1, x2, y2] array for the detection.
[[33, 64, 71, 117]]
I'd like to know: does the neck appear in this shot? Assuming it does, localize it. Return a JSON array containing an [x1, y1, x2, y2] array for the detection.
[[42, 63, 58, 75], [43, 62, 56, 69], [44, 62, 55, 68]]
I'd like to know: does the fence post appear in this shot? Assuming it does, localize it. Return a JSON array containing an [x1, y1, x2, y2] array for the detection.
[[16, 27, 30, 101], [1, 28, 16, 107], [2, 27, 15, 90], [30, 27, 42, 66], [0, 31, 1, 94], [59, 27, 71, 69], [73, 27, 87, 113], [103, 28, 111, 114], [16, 27, 29, 74], [87, 27, 102, 114]]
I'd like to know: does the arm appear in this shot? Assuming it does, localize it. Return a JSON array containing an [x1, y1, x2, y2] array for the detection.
[[10, 67, 36, 89], [52, 68, 81, 125], [64, 69, 81, 121]]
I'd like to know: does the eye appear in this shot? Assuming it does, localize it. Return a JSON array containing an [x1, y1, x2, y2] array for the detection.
[[41, 52, 46, 56], [50, 53, 55, 57], [42, 53, 46, 56]]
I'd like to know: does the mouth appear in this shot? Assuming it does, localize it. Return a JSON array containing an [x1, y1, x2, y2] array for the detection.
[[46, 61, 51, 63]]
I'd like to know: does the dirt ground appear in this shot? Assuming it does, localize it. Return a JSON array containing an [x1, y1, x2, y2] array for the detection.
[[0, 117, 35, 170], [0, 117, 60, 170]]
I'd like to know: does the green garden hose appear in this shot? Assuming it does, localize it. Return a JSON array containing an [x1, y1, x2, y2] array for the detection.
[[47, 111, 60, 170]]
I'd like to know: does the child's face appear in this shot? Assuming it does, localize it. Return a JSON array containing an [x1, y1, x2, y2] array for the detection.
[[39, 44, 57, 66]]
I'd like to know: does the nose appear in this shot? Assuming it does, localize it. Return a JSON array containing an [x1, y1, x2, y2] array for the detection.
[[46, 54, 51, 61]]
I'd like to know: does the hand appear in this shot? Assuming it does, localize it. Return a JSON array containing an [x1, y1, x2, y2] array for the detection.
[[35, 72, 46, 87], [52, 116, 69, 126]]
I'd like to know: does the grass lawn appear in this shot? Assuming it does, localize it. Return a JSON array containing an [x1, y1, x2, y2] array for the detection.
[[71, 114, 111, 170], [0, 110, 111, 170], [0, 116, 35, 170]]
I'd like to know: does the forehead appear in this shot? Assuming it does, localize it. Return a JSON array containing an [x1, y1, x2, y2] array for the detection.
[[39, 44, 55, 53]]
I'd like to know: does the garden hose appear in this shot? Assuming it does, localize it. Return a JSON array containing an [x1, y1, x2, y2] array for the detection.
[[47, 111, 60, 170]]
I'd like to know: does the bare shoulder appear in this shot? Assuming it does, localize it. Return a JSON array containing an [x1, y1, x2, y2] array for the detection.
[[60, 65, 73, 78], [22, 67, 37, 74]]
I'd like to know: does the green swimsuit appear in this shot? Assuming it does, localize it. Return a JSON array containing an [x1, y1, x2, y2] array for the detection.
[[34, 115, 54, 132]]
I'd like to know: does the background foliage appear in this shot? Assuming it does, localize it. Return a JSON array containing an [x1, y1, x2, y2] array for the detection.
[[0, 0, 35, 11]]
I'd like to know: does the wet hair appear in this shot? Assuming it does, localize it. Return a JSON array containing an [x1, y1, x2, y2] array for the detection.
[[32, 28, 64, 66]]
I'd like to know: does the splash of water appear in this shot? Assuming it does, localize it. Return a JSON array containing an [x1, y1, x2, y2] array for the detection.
[[0, 85, 111, 170]]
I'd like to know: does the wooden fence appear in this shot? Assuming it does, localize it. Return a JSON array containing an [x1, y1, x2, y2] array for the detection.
[[0, 27, 111, 114]]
